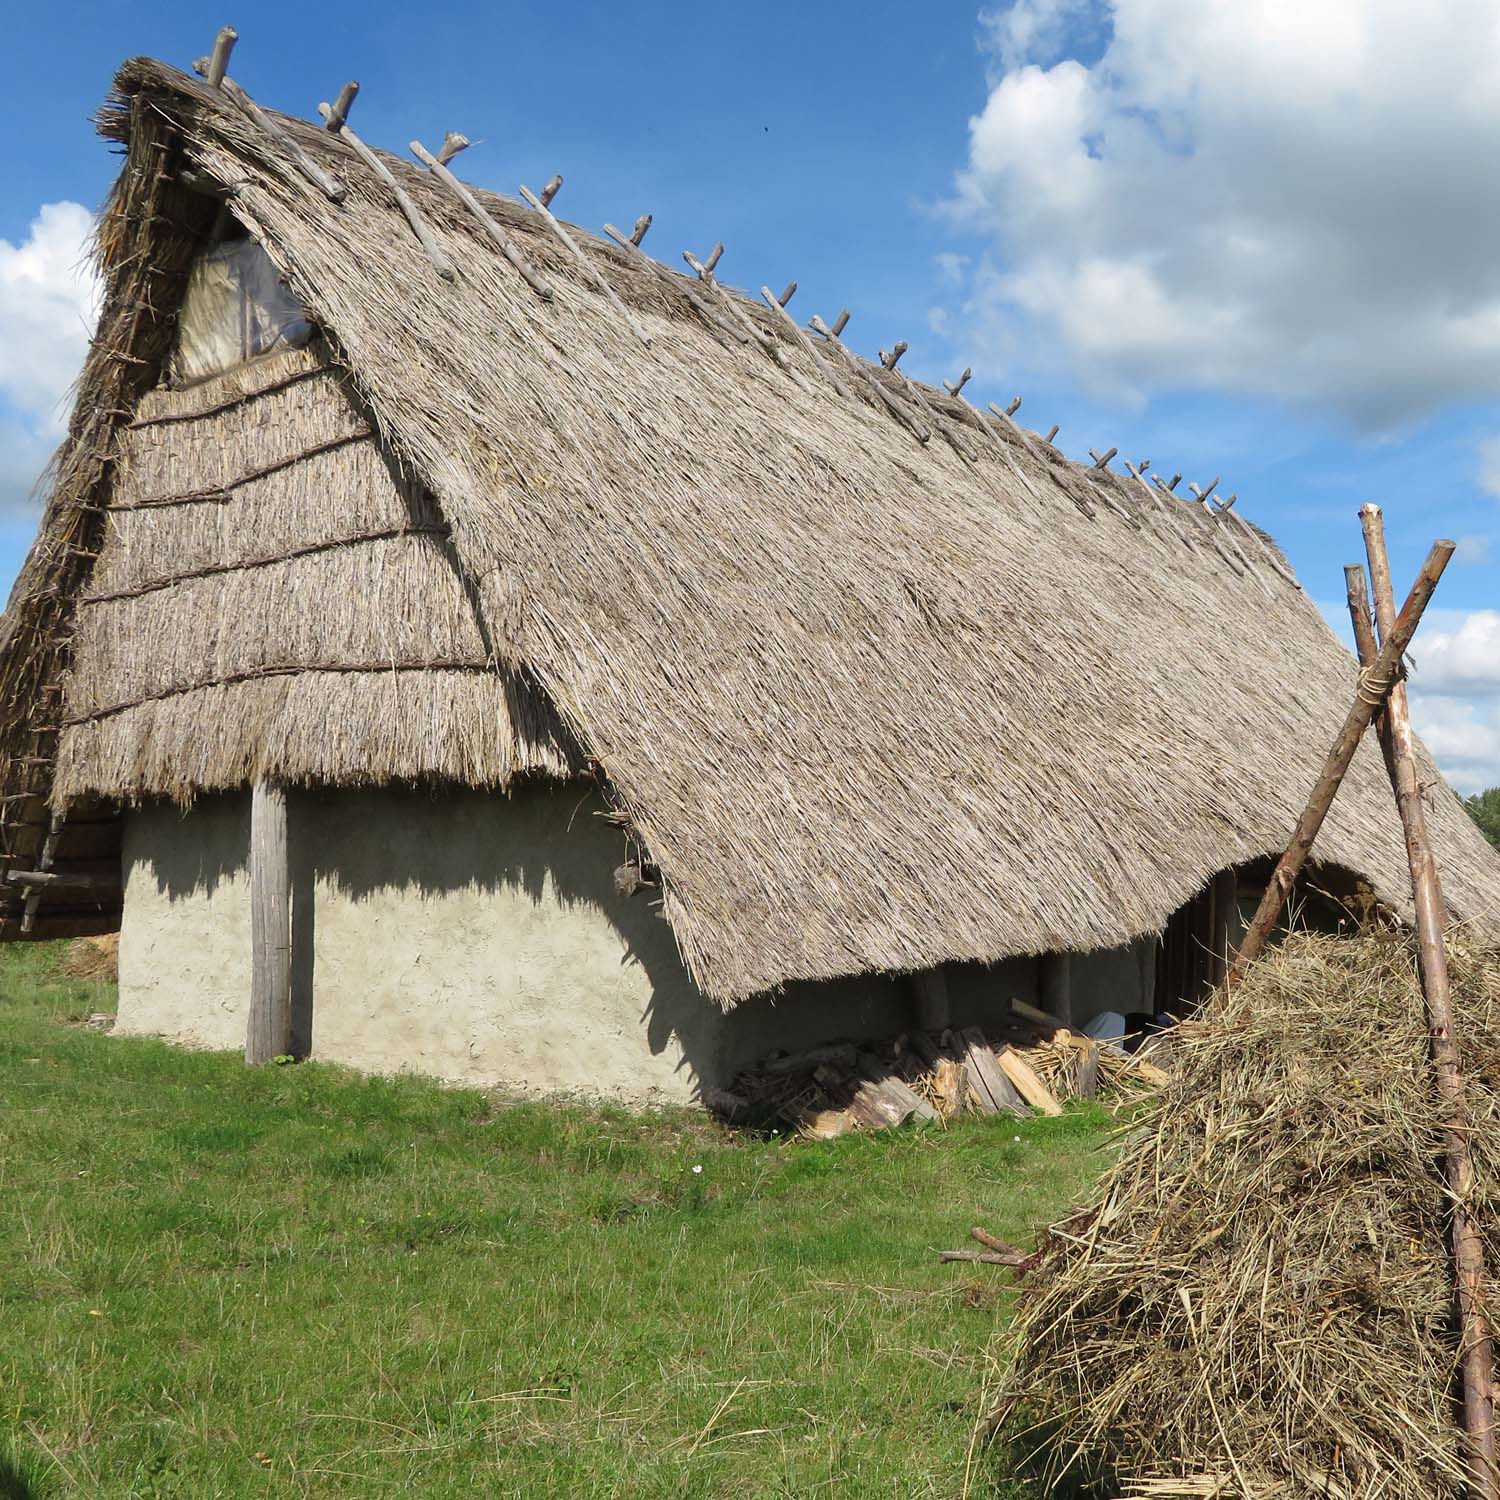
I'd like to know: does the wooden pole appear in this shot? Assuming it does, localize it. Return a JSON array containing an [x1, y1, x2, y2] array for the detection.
[[1355, 507, 1498, 1500], [1225, 537, 1455, 989], [247, 780, 292, 1066], [1039, 953, 1073, 1028]]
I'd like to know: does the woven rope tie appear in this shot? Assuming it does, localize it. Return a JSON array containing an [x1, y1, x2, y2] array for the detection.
[[1357, 664, 1395, 708]]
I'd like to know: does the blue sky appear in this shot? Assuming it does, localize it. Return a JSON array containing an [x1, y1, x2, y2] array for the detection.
[[2, 0, 1496, 788]]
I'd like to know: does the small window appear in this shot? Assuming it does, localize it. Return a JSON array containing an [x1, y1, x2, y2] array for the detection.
[[172, 237, 314, 384]]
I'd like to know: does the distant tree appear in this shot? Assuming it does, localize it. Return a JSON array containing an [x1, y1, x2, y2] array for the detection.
[[1465, 788, 1500, 849]]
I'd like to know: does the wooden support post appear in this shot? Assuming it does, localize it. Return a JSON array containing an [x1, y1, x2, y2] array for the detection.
[[1038, 952, 1073, 1028], [1354, 510, 1498, 1500], [1226, 536, 1455, 989], [1208, 868, 1238, 988], [911, 969, 950, 1032], [247, 781, 292, 1066], [20, 810, 64, 935]]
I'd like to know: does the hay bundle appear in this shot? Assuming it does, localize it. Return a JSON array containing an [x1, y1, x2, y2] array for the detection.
[[1000, 927, 1500, 1500], [57, 932, 119, 983]]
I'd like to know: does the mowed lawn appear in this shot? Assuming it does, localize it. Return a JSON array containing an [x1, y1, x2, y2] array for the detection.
[[0, 943, 1111, 1499]]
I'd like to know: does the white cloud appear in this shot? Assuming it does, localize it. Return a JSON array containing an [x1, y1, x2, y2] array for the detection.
[[1408, 692, 1500, 795], [1479, 437, 1500, 497], [1455, 535, 1493, 565], [1410, 610, 1500, 699], [951, 2, 1500, 428], [0, 202, 99, 514]]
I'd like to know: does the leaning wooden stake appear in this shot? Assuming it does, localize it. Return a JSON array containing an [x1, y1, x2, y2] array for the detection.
[[1224, 536, 1455, 988], [1352, 507, 1498, 1500], [246, 780, 292, 1066]]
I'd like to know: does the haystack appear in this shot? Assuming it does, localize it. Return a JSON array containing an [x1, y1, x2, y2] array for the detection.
[[999, 926, 1500, 1499]]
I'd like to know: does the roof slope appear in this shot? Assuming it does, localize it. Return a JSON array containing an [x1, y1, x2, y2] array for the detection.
[[5, 57, 1499, 994]]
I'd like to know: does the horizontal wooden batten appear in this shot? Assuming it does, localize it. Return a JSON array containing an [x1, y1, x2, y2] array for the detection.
[[127, 360, 334, 429], [62, 660, 498, 727], [104, 429, 372, 511], [80, 524, 452, 605]]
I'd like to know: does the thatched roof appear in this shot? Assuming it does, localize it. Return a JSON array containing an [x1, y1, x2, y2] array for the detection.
[[2, 55, 1497, 995]]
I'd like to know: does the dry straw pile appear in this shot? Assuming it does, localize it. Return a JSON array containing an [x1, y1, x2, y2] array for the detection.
[[999, 926, 1500, 1500]]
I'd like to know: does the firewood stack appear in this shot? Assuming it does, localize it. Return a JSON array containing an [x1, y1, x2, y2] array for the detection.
[[710, 999, 1170, 1138]]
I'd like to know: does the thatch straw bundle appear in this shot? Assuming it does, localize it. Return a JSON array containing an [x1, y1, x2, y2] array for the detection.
[[999, 928, 1500, 1499]]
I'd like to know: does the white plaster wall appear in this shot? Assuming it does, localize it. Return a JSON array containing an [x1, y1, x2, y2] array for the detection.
[[117, 783, 1162, 1099]]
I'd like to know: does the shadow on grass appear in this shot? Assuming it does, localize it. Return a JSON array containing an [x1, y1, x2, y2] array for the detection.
[[0, 1457, 39, 1500]]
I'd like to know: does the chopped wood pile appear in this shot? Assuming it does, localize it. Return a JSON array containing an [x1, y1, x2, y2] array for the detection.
[[709, 999, 1170, 1138]]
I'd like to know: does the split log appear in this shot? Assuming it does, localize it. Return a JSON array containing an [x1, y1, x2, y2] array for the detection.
[[800, 1108, 855, 1141], [1352, 510, 1498, 1500], [931, 1057, 966, 1116], [854, 1052, 938, 1122], [959, 1028, 1027, 1116], [1075, 1040, 1101, 1099], [996, 1046, 1063, 1115], [1226, 537, 1455, 987]]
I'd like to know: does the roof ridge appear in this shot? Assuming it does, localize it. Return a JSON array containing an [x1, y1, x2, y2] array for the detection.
[[109, 47, 1296, 589]]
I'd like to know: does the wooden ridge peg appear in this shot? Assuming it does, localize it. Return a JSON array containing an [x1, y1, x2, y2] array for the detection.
[[324, 81, 359, 132], [809, 313, 930, 443], [760, 287, 853, 399], [411, 139, 551, 300], [681, 244, 809, 386], [602, 224, 747, 344], [204, 26, 237, 88], [190, 59, 345, 201], [520, 184, 651, 345], [320, 104, 452, 277], [1226, 536, 1456, 988]]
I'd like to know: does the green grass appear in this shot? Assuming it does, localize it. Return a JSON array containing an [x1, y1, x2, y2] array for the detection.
[[0, 943, 1112, 1498]]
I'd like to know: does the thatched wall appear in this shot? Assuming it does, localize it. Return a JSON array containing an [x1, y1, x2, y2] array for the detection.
[[54, 345, 578, 802], [3, 57, 1498, 994]]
